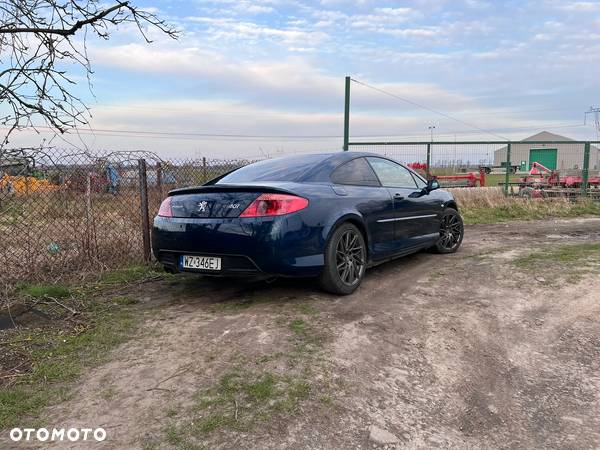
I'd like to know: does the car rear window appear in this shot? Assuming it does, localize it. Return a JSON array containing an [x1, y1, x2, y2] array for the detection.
[[331, 157, 380, 186], [217, 154, 326, 183]]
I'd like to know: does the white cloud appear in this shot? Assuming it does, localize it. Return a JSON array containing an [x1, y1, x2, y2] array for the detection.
[[559, 1, 600, 11], [376, 27, 440, 37], [211, 22, 329, 46], [184, 16, 328, 47], [8, 93, 590, 159], [375, 7, 414, 17], [91, 43, 482, 112], [311, 6, 417, 30], [233, 3, 274, 14], [9, 0, 600, 155]]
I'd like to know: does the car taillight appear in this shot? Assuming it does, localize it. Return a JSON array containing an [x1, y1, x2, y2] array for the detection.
[[239, 193, 308, 217], [158, 197, 173, 217]]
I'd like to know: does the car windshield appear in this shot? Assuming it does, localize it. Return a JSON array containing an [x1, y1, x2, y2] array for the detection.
[[217, 154, 327, 183]]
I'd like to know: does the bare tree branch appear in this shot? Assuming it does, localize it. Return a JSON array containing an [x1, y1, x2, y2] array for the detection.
[[0, 3, 127, 36], [0, 1, 178, 147]]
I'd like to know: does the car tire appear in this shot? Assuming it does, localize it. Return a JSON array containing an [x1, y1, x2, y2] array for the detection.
[[432, 208, 464, 254], [163, 265, 177, 274], [319, 222, 366, 295]]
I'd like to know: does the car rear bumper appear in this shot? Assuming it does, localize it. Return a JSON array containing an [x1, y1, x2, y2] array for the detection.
[[156, 251, 262, 276], [152, 215, 325, 277]]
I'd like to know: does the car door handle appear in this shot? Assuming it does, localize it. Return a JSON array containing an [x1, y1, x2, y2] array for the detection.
[[394, 193, 405, 200]]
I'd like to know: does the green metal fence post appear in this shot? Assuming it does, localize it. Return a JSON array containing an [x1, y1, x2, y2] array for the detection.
[[582, 141, 590, 195], [426, 143, 431, 178], [504, 142, 512, 196], [343, 76, 350, 151]]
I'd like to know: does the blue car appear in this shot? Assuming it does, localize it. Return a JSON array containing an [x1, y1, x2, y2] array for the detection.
[[152, 152, 464, 294]]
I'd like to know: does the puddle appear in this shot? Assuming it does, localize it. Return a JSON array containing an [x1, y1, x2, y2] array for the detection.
[[0, 315, 16, 330], [0, 306, 51, 330]]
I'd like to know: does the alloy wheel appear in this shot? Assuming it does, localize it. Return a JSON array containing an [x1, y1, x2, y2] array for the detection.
[[439, 214, 462, 251], [335, 229, 365, 286]]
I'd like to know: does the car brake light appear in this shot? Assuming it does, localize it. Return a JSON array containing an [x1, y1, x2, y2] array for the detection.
[[239, 193, 308, 217], [158, 197, 173, 217]]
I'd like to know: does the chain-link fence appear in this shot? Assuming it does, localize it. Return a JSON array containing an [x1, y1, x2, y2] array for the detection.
[[349, 140, 600, 197], [0, 147, 259, 285], [2, 142, 599, 285]]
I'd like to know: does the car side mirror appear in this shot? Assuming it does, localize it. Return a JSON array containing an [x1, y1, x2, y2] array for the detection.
[[426, 178, 440, 192]]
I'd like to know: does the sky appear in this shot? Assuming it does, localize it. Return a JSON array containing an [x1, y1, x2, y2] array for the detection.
[[5, 0, 600, 158]]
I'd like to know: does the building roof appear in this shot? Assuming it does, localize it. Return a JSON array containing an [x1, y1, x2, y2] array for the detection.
[[521, 131, 575, 142], [493, 131, 599, 154]]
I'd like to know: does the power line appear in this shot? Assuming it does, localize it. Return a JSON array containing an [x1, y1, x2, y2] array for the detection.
[[455, 106, 583, 117], [95, 103, 298, 119], [98, 102, 582, 120], [2, 121, 591, 143], [350, 78, 510, 140], [355, 122, 588, 141], [2, 126, 344, 140]]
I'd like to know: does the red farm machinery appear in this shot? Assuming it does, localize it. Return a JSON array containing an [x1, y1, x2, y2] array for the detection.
[[407, 163, 487, 188], [517, 162, 600, 199]]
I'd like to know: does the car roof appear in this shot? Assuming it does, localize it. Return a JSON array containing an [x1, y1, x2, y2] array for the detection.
[[262, 151, 384, 162], [268, 150, 390, 165], [215, 151, 403, 184], [294, 151, 399, 182], [287, 151, 380, 161]]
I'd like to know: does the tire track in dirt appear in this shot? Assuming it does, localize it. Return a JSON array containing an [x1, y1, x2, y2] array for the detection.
[[4, 217, 600, 449]]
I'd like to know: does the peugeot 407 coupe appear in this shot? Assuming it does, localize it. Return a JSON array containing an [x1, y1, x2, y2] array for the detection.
[[152, 152, 464, 294]]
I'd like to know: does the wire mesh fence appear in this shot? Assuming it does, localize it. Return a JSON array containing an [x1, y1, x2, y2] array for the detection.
[[349, 140, 600, 196], [0, 147, 259, 285], [2, 141, 599, 285]]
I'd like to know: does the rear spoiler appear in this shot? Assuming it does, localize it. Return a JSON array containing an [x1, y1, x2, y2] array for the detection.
[[168, 184, 295, 196]]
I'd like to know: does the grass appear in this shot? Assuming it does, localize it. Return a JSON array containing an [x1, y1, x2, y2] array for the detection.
[[113, 295, 140, 305], [319, 394, 333, 406], [173, 368, 311, 438], [483, 173, 522, 187], [449, 187, 600, 225], [0, 264, 168, 430], [287, 317, 326, 358], [97, 264, 167, 286], [101, 386, 118, 401], [162, 309, 328, 447], [0, 307, 137, 429], [16, 283, 73, 299], [512, 243, 600, 285], [462, 200, 600, 225], [293, 302, 319, 316], [514, 243, 600, 269], [289, 318, 308, 334]]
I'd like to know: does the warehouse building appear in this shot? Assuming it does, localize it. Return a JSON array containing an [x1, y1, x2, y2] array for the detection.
[[493, 131, 600, 171]]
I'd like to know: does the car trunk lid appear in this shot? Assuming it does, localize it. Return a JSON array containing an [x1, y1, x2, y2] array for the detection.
[[168, 184, 296, 218]]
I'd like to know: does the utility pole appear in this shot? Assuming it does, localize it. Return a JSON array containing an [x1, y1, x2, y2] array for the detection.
[[343, 76, 351, 151], [585, 106, 600, 139], [426, 125, 435, 177], [428, 125, 436, 142], [585, 107, 600, 169]]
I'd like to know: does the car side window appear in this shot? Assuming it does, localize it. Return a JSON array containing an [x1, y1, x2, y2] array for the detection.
[[411, 172, 427, 189], [331, 158, 380, 187], [366, 157, 417, 189]]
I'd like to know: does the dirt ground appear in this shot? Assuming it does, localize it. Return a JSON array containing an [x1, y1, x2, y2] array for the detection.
[[5, 217, 600, 449]]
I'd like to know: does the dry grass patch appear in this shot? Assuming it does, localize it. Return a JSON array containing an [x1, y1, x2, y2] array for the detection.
[[448, 187, 600, 224]]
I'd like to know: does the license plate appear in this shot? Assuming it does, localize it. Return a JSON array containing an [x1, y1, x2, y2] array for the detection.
[[181, 255, 222, 271]]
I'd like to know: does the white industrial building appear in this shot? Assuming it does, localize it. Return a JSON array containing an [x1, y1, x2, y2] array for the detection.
[[493, 131, 600, 171]]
